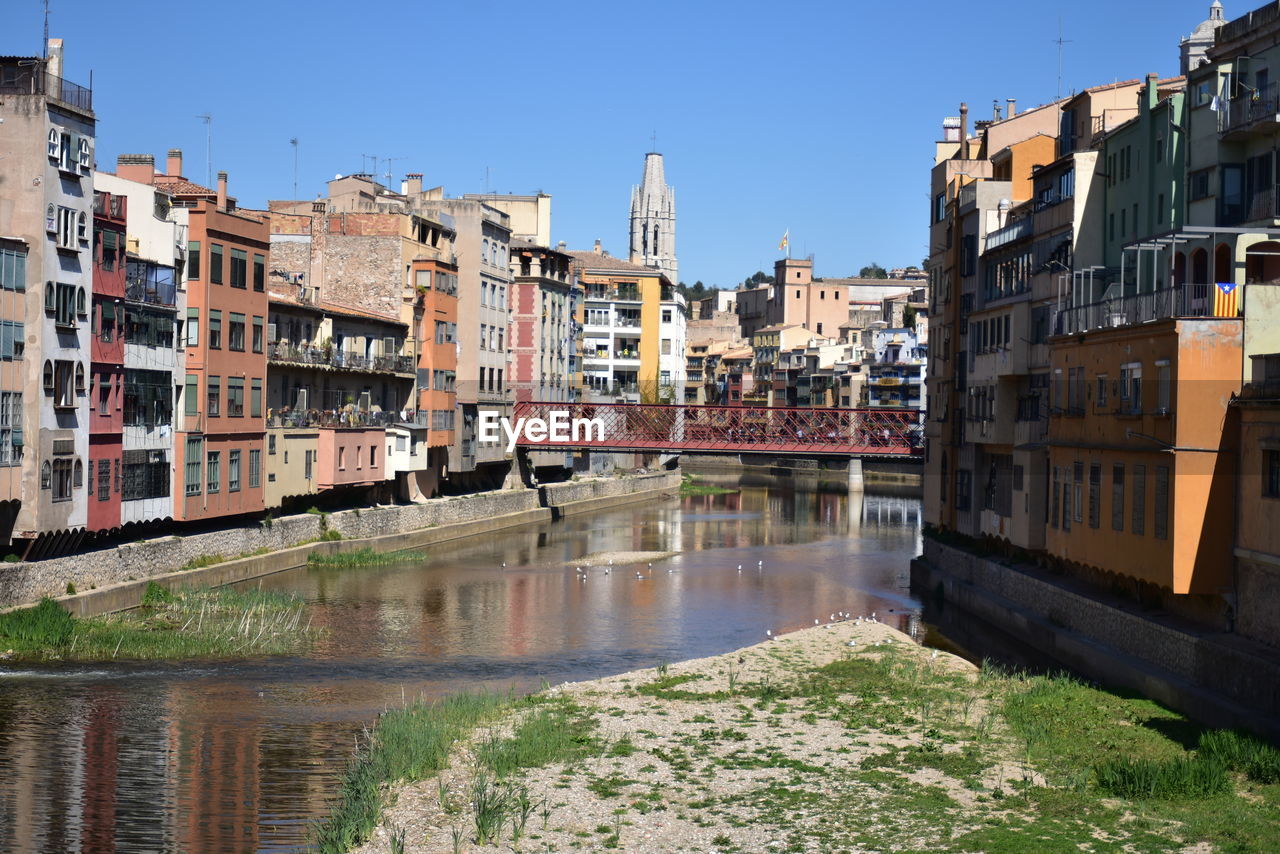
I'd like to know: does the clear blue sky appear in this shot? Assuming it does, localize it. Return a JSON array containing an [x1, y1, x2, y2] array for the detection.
[[7, 0, 1228, 286]]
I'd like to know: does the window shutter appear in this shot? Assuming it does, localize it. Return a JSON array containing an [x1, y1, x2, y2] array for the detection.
[[0, 323, 12, 360]]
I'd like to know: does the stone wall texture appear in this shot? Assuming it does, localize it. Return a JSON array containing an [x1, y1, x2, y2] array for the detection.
[[0, 488, 541, 608], [541, 471, 680, 507], [917, 538, 1280, 728]]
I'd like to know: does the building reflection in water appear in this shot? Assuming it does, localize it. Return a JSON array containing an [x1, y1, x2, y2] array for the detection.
[[0, 471, 923, 853]]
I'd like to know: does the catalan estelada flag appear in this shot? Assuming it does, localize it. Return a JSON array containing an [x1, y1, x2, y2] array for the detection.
[[1214, 281, 1239, 317]]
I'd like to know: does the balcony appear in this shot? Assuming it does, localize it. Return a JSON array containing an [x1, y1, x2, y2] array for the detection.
[[93, 192, 125, 220], [1052, 283, 1214, 336], [125, 261, 177, 307], [267, 409, 409, 429], [0, 69, 93, 112], [985, 218, 1032, 251], [1221, 83, 1280, 140], [268, 342, 414, 374], [585, 286, 640, 302]]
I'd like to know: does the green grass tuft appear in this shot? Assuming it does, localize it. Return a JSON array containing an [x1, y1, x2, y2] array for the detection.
[[313, 692, 509, 852], [307, 547, 426, 568], [1093, 755, 1232, 799]]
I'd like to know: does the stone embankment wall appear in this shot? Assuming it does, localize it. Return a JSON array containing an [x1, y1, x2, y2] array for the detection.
[[913, 537, 1280, 741], [0, 489, 543, 609], [541, 470, 681, 516]]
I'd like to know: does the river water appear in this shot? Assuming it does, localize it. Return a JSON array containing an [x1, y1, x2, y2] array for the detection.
[[0, 471, 924, 853]]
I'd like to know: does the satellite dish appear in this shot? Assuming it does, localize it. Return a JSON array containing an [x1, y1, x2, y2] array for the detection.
[[334, 173, 342, 179]]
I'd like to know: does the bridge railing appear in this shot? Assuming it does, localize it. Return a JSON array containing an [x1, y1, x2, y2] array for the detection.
[[509, 401, 924, 456]]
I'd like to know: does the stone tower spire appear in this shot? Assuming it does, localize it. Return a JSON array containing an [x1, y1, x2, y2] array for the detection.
[[629, 152, 677, 283]]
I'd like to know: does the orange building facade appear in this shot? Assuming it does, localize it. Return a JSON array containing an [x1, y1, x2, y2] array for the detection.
[[1045, 317, 1241, 594]]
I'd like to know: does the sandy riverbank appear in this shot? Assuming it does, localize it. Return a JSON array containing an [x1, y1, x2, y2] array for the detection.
[[354, 620, 995, 853], [342, 618, 1280, 854]]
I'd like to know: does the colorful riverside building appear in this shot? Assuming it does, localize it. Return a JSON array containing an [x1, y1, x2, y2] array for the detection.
[[509, 240, 578, 404], [115, 154, 269, 523], [94, 168, 186, 532], [88, 190, 127, 535], [0, 41, 96, 557], [568, 244, 687, 403], [268, 181, 458, 500]]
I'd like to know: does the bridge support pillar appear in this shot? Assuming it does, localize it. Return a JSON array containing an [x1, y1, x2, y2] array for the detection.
[[847, 458, 864, 494]]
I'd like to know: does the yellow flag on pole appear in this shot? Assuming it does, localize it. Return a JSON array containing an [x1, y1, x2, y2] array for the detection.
[[779, 229, 789, 252]]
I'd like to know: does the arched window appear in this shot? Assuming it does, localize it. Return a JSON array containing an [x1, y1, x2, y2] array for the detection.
[[42, 360, 54, 392], [73, 459, 83, 488], [44, 282, 55, 312], [47, 129, 60, 159], [40, 461, 51, 489], [75, 363, 85, 393], [77, 211, 87, 243], [76, 287, 86, 316], [482, 239, 489, 266]]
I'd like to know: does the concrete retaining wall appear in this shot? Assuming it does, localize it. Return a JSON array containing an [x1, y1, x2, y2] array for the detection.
[[540, 470, 681, 517], [0, 488, 543, 610], [913, 538, 1280, 740]]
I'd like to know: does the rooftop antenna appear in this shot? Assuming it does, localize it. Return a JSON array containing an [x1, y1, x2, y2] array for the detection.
[[1054, 17, 1073, 101], [651, 130, 657, 152], [361, 153, 377, 175], [196, 114, 212, 187], [382, 156, 405, 189], [290, 137, 299, 199], [42, 0, 49, 59]]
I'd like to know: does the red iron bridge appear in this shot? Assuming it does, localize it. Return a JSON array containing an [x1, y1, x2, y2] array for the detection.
[[510, 402, 925, 457]]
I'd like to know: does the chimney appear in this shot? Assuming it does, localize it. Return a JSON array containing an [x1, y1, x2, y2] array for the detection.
[[117, 153, 155, 185], [403, 173, 423, 196], [959, 102, 969, 140], [166, 148, 183, 177], [557, 241, 567, 251], [1145, 72, 1160, 111], [217, 171, 228, 210], [592, 239, 603, 255], [46, 38, 63, 80], [993, 99, 1002, 121], [1006, 98, 1017, 118]]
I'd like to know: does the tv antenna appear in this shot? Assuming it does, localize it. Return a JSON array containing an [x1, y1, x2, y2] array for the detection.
[[1054, 18, 1073, 101], [196, 114, 213, 187], [382, 156, 406, 189], [42, 0, 49, 59], [290, 137, 299, 199]]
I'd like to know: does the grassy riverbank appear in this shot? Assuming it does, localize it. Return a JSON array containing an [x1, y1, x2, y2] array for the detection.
[[328, 619, 1280, 853], [0, 583, 319, 661], [678, 474, 738, 497]]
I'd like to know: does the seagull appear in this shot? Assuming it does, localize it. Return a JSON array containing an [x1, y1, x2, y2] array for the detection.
[[604, 568, 610, 575], [648, 562, 653, 568], [667, 568, 675, 574], [814, 619, 820, 625], [636, 572, 644, 578], [737, 568, 743, 574], [829, 613, 836, 622], [931, 649, 939, 660], [501, 562, 507, 568], [847, 640, 857, 648], [765, 629, 773, 639], [758, 560, 763, 566], [609, 559, 614, 565], [737, 564, 742, 571], [870, 611, 877, 622]]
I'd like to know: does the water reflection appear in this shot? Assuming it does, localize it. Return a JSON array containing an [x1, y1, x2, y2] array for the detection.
[[0, 472, 922, 853]]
